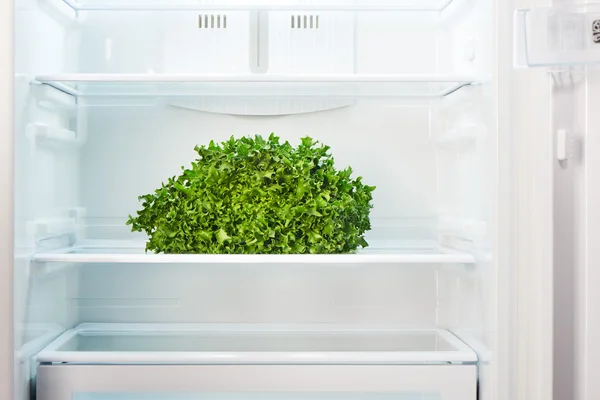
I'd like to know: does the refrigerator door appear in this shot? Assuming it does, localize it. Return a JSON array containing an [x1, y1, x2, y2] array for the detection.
[[574, 69, 600, 400], [547, 14, 600, 400], [513, 1, 600, 400], [552, 68, 600, 400]]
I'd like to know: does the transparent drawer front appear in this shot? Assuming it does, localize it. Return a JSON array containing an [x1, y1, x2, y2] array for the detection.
[[37, 324, 477, 365], [73, 393, 441, 400]]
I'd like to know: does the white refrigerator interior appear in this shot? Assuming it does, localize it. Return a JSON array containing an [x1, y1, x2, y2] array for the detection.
[[11, 0, 517, 399]]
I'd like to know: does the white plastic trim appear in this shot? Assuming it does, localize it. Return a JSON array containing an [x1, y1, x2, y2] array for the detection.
[[58, 0, 459, 12], [36, 324, 477, 364], [36, 73, 477, 83], [34, 74, 478, 98]]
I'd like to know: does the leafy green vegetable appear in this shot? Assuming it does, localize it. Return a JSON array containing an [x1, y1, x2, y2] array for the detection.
[[127, 134, 375, 254]]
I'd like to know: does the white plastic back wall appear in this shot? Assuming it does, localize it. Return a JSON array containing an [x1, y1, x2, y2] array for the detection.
[[74, 263, 439, 324], [80, 101, 437, 231], [355, 13, 440, 74]]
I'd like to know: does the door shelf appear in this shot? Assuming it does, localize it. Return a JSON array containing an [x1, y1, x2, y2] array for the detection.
[[31, 243, 477, 265], [37, 323, 478, 364], [515, 5, 600, 67], [35, 74, 476, 99], [59, 0, 458, 12]]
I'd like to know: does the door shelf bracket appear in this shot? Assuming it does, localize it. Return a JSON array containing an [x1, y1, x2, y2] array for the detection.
[[547, 66, 586, 87]]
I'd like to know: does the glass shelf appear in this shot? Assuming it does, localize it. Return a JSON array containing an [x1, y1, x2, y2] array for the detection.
[[73, 394, 442, 400], [35, 74, 476, 98], [37, 323, 478, 364], [515, 4, 600, 67], [31, 242, 477, 265], [60, 0, 457, 12]]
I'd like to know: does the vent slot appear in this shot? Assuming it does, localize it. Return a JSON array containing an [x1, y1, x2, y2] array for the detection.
[[291, 14, 319, 29], [198, 14, 227, 29]]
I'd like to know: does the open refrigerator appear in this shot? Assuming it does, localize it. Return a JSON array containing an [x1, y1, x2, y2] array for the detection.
[[4, 0, 600, 399]]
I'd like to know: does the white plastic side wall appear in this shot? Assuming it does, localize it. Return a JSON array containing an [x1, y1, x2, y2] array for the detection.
[[1, 0, 15, 397], [13, 0, 79, 399], [436, 0, 495, 397]]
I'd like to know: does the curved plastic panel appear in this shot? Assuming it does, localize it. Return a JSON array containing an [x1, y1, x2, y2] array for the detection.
[[167, 98, 354, 116]]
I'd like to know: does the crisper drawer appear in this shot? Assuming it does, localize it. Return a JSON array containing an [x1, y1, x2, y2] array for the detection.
[[37, 365, 477, 400], [36, 324, 477, 400], [76, 11, 354, 75], [74, 9, 443, 75]]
